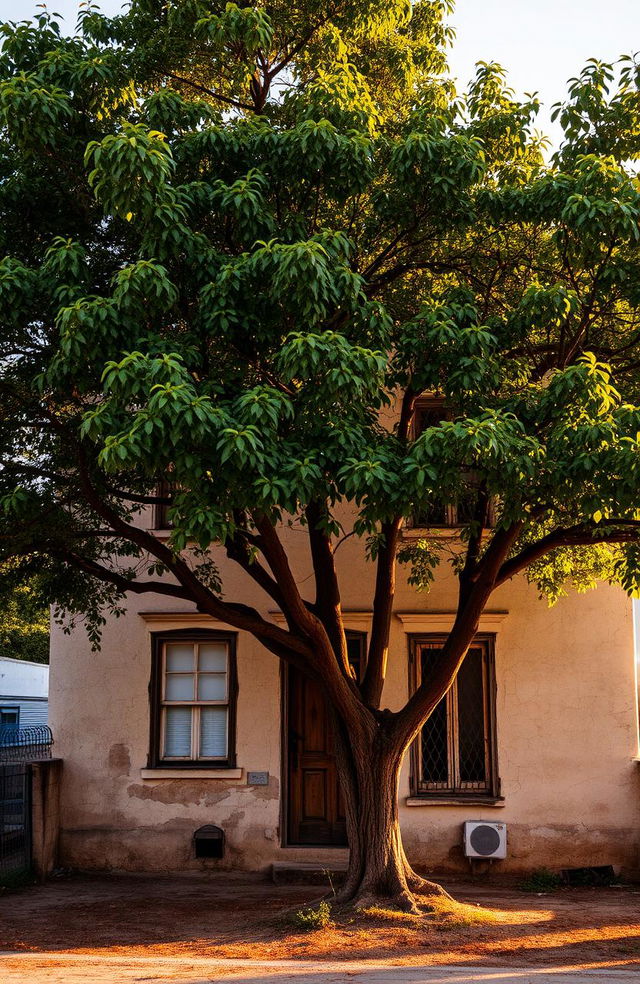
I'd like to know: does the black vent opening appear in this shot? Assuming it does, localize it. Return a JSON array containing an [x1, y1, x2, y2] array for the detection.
[[194, 824, 224, 859]]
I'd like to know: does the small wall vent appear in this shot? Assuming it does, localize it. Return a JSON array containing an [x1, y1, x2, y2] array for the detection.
[[463, 821, 507, 860], [194, 824, 225, 859]]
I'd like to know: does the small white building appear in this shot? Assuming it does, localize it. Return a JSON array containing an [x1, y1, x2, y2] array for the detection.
[[0, 656, 49, 730]]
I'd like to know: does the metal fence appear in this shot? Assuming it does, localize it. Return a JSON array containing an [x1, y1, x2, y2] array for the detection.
[[0, 727, 54, 879], [0, 763, 31, 877], [0, 725, 53, 764]]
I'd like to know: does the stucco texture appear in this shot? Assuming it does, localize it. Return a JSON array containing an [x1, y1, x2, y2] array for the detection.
[[49, 526, 640, 877]]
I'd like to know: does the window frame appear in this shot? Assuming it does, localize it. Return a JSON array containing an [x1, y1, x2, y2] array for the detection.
[[345, 630, 367, 683], [408, 398, 494, 530], [148, 629, 238, 769], [408, 633, 500, 800], [152, 480, 174, 530], [0, 706, 20, 729]]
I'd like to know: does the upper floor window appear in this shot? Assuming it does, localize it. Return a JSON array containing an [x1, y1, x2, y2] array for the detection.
[[410, 399, 488, 529], [346, 631, 366, 682], [153, 480, 173, 530], [149, 632, 237, 768], [410, 635, 499, 799]]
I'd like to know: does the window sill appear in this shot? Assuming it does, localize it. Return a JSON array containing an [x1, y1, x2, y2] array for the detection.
[[402, 527, 463, 540], [405, 796, 505, 807], [402, 526, 496, 541], [140, 768, 243, 780]]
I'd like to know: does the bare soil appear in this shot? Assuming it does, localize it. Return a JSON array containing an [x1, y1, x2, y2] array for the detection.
[[1, 872, 640, 971]]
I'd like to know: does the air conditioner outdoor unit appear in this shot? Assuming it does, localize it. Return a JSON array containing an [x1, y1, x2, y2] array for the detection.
[[463, 820, 507, 859]]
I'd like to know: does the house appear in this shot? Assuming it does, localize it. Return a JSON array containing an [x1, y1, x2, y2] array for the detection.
[[48, 509, 640, 879], [0, 656, 49, 731]]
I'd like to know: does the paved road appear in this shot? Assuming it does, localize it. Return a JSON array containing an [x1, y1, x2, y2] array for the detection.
[[2, 954, 640, 984]]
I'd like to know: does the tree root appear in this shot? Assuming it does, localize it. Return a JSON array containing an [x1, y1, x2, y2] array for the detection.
[[332, 863, 453, 913], [352, 889, 421, 915], [405, 872, 454, 901]]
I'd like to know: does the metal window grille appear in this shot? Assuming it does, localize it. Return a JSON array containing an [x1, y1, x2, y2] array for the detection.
[[413, 637, 498, 797]]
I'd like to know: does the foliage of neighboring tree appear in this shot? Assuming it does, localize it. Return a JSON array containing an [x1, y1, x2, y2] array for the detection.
[[0, 569, 49, 664], [1, 0, 640, 908]]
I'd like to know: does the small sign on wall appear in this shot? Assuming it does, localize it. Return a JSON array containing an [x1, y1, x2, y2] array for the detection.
[[247, 771, 269, 786]]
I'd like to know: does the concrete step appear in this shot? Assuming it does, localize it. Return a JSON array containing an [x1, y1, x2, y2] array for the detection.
[[271, 859, 348, 885]]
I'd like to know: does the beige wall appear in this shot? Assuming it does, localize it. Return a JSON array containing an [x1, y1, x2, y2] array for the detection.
[[49, 528, 640, 877]]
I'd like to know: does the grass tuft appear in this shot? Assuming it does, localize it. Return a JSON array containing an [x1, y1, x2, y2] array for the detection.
[[518, 868, 562, 893], [423, 895, 502, 930], [360, 904, 418, 922], [359, 895, 501, 930], [286, 900, 333, 931]]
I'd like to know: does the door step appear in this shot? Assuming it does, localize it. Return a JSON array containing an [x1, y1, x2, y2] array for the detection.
[[271, 859, 348, 885]]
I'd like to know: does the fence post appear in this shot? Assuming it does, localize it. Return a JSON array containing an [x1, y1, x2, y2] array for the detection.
[[30, 760, 62, 880]]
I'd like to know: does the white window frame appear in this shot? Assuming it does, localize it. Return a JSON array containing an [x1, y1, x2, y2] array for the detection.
[[160, 639, 230, 763]]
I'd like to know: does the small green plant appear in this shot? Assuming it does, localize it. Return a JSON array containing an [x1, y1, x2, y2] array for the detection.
[[360, 904, 411, 921], [321, 867, 337, 898], [518, 868, 561, 893], [288, 900, 333, 931]]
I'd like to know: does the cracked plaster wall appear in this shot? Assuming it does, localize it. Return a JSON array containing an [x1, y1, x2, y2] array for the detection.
[[50, 527, 640, 876]]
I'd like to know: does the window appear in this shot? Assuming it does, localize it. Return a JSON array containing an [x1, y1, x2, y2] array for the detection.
[[0, 707, 19, 730], [346, 631, 366, 682], [149, 632, 237, 768], [153, 480, 174, 530], [410, 399, 484, 528], [410, 635, 499, 799]]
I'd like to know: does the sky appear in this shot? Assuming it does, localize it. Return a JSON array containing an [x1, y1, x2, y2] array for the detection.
[[0, 0, 638, 138]]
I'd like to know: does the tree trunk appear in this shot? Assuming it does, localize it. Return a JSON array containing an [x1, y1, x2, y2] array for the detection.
[[330, 713, 449, 913]]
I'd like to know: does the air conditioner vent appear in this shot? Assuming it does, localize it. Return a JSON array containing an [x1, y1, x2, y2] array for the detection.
[[463, 821, 507, 859]]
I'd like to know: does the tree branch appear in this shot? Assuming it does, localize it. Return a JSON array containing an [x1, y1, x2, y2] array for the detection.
[[224, 519, 293, 614], [252, 511, 361, 717], [52, 550, 193, 601], [74, 454, 312, 658], [361, 517, 403, 708], [306, 500, 350, 677], [392, 524, 523, 748], [496, 521, 640, 586], [163, 71, 255, 112], [361, 389, 417, 708]]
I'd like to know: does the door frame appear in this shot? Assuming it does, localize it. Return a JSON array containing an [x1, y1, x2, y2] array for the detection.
[[279, 631, 367, 847]]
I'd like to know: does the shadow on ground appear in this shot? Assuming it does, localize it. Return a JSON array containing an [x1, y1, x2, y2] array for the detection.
[[1, 873, 640, 971]]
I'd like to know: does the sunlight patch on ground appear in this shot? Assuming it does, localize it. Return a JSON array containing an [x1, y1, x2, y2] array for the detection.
[[420, 896, 552, 929]]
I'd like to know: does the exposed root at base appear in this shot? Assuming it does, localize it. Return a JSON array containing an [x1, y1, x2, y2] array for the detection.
[[277, 886, 503, 932], [407, 875, 454, 902], [349, 893, 502, 929], [352, 889, 421, 915]]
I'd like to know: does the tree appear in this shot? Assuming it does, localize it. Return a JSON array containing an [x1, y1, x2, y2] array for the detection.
[[1, 0, 640, 911], [0, 568, 49, 664]]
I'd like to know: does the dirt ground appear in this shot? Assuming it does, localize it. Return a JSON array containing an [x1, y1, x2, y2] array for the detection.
[[1, 872, 640, 973]]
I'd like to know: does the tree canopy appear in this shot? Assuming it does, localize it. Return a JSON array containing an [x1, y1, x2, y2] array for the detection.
[[1, 0, 640, 906], [1, 2, 639, 633], [0, 568, 49, 663]]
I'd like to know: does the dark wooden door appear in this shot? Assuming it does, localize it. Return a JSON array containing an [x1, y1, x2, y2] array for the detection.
[[286, 665, 347, 845]]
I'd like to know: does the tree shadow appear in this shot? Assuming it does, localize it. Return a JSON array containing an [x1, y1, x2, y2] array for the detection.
[[1, 873, 640, 973]]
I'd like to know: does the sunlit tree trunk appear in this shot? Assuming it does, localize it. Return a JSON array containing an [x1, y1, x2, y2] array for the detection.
[[329, 711, 450, 912]]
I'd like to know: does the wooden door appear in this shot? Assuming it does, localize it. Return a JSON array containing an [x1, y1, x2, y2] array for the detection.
[[286, 665, 347, 845], [286, 635, 364, 846]]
